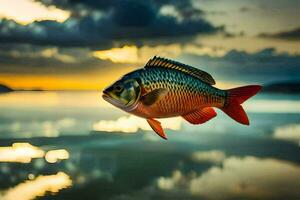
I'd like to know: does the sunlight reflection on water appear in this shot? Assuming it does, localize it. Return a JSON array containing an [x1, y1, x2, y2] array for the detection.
[[93, 115, 182, 133], [45, 149, 69, 163], [0, 172, 72, 200], [0, 143, 44, 163], [0, 143, 70, 164], [0, 92, 299, 199]]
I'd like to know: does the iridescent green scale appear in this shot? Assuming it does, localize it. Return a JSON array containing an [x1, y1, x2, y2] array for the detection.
[[135, 67, 226, 116]]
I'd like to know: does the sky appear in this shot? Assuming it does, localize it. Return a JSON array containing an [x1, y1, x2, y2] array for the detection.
[[0, 0, 299, 90]]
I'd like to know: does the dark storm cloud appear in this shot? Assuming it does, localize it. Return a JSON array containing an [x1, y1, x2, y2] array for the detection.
[[180, 48, 300, 84], [0, 19, 114, 48], [0, 0, 221, 48], [39, 0, 203, 17], [259, 27, 300, 40]]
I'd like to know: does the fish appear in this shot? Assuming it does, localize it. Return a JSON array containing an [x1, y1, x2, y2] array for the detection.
[[102, 56, 262, 139]]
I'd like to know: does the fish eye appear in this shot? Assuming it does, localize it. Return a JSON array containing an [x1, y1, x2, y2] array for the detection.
[[114, 85, 123, 92]]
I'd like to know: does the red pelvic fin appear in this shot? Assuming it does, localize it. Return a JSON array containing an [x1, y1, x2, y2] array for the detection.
[[221, 85, 262, 125], [146, 118, 167, 140], [182, 107, 217, 124]]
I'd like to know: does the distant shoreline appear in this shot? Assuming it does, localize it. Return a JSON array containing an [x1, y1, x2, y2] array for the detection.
[[1, 82, 300, 94]]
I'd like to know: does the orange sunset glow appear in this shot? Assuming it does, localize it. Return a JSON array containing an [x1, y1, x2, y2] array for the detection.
[[0, 0, 299, 91], [0, 0, 300, 200], [0, 66, 136, 90]]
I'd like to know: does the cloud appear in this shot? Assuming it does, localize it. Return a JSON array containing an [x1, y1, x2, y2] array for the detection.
[[39, 0, 204, 20], [0, 0, 223, 82], [0, 43, 131, 74], [259, 27, 300, 40], [0, 0, 221, 48], [1, 43, 299, 90], [0, 0, 299, 90], [180, 48, 300, 83], [155, 156, 300, 200], [0, 0, 70, 25], [93, 43, 229, 64], [273, 124, 300, 142]]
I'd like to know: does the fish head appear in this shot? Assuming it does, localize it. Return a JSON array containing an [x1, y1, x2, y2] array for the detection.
[[102, 77, 141, 109]]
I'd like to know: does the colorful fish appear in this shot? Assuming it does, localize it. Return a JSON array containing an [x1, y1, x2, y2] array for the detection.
[[102, 56, 262, 139]]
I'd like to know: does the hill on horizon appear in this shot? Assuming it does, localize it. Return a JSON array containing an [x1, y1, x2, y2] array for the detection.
[[0, 84, 13, 93]]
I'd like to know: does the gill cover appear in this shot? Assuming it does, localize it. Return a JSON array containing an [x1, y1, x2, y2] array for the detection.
[[103, 78, 141, 108]]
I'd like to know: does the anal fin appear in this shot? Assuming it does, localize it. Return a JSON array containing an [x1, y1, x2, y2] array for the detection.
[[182, 107, 217, 124], [146, 118, 167, 140]]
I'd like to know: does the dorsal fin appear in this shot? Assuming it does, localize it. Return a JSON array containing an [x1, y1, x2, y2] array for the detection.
[[145, 56, 215, 85]]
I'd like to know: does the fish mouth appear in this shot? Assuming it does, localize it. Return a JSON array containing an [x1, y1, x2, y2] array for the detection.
[[102, 91, 110, 99], [102, 91, 124, 108]]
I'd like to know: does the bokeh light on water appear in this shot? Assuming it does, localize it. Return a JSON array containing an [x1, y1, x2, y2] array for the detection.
[[0, 91, 299, 199]]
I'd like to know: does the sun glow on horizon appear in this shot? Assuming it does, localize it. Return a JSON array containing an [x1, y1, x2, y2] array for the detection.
[[0, 72, 132, 90]]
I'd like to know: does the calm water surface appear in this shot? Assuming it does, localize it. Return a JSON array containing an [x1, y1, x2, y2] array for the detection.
[[0, 91, 299, 200]]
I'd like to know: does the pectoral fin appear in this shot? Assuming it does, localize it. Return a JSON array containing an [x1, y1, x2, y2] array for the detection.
[[146, 118, 167, 140], [141, 88, 168, 106], [182, 107, 217, 124]]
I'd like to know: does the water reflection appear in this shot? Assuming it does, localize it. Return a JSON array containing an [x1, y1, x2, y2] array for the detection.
[[245, 99, 300, 113], [0, 143, 44, 163], [190, 150, 226, 164], [273, 124, 300, 143], [0, 92, 299, 199], [0, 133, 299, 200], [0, 172, 72, 200], [45, 149, 69, 163], [0, 143, 70, 164], [92, 115, 181, 133], [156, 156, 300, 199], [191, 156, 300, 199]]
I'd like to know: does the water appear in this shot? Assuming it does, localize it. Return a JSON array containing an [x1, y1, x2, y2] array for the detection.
[[0, 91, 299, 200]]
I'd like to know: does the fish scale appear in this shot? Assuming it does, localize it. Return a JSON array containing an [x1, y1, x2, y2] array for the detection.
[[132, 67, 226, 118]]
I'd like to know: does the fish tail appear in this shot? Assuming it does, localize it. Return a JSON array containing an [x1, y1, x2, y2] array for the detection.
[[221, 85, 262, 125]]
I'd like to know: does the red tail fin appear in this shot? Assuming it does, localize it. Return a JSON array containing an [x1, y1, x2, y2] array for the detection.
[[221, 85, 262, 125]]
